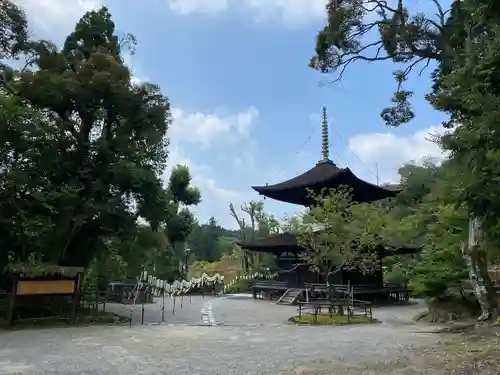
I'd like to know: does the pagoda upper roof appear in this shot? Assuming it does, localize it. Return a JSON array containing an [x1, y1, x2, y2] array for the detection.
[[251, 160, 400, 206]]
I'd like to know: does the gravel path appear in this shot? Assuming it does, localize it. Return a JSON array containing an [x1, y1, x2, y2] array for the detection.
[[0, 295, 443, 375], [105, 295, 215, 325]]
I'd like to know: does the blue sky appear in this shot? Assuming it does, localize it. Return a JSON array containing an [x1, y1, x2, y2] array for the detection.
[[16, 0, 449, 228]]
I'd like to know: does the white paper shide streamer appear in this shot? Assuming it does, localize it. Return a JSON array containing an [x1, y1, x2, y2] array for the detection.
[[145, 273, 225, 297]]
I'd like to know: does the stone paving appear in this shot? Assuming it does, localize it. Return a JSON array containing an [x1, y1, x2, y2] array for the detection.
[[0, 295, 444, 375]]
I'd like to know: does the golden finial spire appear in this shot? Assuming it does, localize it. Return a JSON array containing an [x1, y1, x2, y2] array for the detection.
[[321, 106, 329, 162]]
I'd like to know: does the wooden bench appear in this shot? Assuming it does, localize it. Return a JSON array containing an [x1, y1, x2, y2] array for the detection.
[[296, 298, 373, 321], [296, 299, 336, 318], [304, 283, 410, 304]]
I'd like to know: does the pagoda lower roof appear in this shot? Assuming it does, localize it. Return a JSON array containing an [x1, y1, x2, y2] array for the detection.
[[237, 232, 422, 256], [252, 160, 400, 206], [236, 232, 304, 254]]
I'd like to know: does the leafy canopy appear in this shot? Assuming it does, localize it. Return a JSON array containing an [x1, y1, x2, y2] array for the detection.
[[0, 6, 172, 268], [292, 187, 403, 276]]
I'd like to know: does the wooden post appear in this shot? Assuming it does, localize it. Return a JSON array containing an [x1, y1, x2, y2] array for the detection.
[[6, 278, 18, 328], [70, 275, 81, 324], [94, 281, 99, 314], [161, 291, 165, 322]]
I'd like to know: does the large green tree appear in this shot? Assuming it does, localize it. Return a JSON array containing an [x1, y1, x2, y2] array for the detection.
[[310, 0, 500, 319], [0, 0, 28, 59], [393, 161, 469, 297], [292, 188, 403, 282], [0, 6, 170, 268], [163, 165, 201, 276]]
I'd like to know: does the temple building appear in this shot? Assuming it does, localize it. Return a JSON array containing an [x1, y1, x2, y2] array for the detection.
[[238, 107, 421, 305]]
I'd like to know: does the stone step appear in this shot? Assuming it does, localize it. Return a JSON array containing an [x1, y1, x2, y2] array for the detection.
[[276, 288, 304, 305]]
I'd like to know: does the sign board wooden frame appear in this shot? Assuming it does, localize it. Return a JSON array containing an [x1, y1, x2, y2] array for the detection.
[[5, 268, 84, 328]]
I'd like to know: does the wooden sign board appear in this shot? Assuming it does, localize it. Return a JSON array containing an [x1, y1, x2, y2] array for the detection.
[[16, 279, 76, 295]]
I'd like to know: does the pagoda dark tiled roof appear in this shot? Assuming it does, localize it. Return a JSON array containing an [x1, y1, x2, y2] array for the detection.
[[236, 232, 300, 250], [238, 232, 423, 256], [251, 160, 400, 206], [253, 160, 345, 191]]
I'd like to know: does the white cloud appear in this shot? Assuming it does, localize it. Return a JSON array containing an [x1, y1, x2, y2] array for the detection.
[[166, 0, 328, 23], [245, 0, 327, 24], [170, 106, 258, 148], [13, 0, 101, 39], [165, 145, 251, 229], [165, 107, 260, 228], [123, 53, 148, 84], [167, 149, 246, 205], [260, 125, 448, 223], [12, 0, 255, 228], [167, 0, 229, 15], [118, 55, 259, 227], [165, 0, 392, 25], [347, 125, 447, 184]]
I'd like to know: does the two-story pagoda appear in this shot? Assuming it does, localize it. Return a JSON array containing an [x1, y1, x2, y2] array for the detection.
[[238, 108, 421, 304]]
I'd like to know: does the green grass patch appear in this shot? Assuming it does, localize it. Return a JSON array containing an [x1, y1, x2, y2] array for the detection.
[[290, 314, 374, 325]]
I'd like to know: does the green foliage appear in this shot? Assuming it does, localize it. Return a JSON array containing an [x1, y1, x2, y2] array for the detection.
[[0, 5, 172, 269], [85, 244, 127, 289], [429, 3, 500, 235], [0, 0, 28, 59], [0, 3, 205, 287], [187, 255, 243, 286], [310, 0, 500, 312], [229, 200, 277, 272], [287, 161, 479, 299], [309, 0, 500, 247], [187, 217, 239, 262], [163, 165, 201, 261], [167, 165, 201, 206], [393, 161, 470, 297], [310, 0, 444, 126], [185, 201, 279, 279], [223, 277, 253, 294], [384, 264, 409, 286], [293, 187, 402, 276], [408, 205, 469, 297]]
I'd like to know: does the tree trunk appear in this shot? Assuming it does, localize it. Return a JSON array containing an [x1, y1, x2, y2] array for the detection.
[[463, 217, 498, 321], [242, 254, 249, 273]]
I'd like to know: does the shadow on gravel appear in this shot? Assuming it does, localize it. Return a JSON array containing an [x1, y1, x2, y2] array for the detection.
[[220, 295, 255, 301], [278, 326, 500, 375]]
